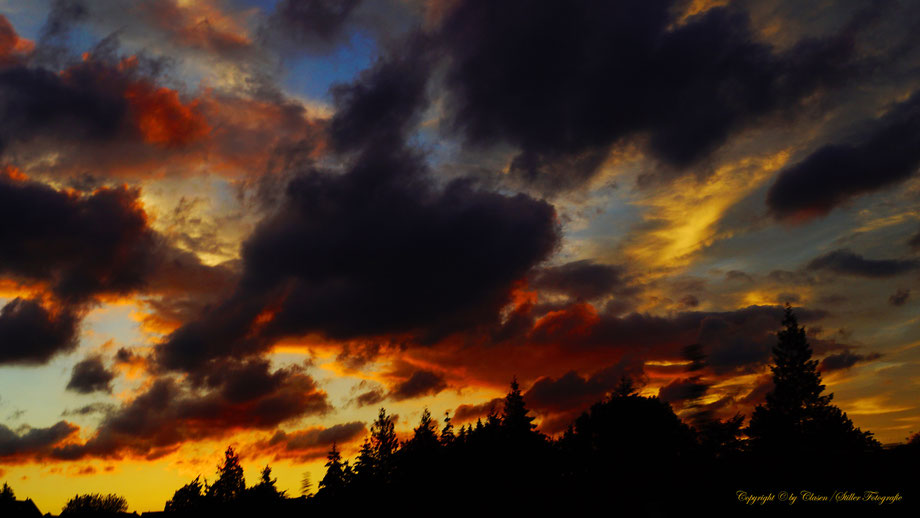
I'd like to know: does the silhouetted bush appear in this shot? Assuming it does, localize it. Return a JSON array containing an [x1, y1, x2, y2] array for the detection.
[[61, 493, 127, 515]]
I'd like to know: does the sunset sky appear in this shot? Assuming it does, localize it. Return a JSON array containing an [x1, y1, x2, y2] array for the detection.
[[1, 0, 920, 513]]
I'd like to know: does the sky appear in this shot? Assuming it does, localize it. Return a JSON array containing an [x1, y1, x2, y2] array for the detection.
[[1, 0, 919, 513]]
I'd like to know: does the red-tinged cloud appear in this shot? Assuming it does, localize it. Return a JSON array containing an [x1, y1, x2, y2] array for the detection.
[[530, 303, 601, 343], [452, 398, 503, 423], [123, 80, 210, 148], [0, 28, 322, 181], [254, 421, 366, 462], [399, 304, 840, 403], [0, 15, 33, 65], [51, 359, 330, 461]]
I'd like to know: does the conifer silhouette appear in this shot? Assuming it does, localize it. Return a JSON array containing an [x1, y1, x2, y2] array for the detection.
[[354, 408, 399, 483], [0, 482, 13, 503], [501, 377, 537, 439], [206, 446, 246, 503], [746, 305, 879, 455], [165, 476, 206, 512], [318, 443, 347, 497], [440, 411, 455, 446]]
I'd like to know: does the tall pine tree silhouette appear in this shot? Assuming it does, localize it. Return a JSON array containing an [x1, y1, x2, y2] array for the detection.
[[207, 446, 246, 503], [318, 443, 347, 497], [501, 377, 538, 440], [746, 305, 878, 455], [354, 408, 399, 483]]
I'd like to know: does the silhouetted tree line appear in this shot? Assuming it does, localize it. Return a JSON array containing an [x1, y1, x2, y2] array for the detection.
[[2, 307, 917, 517]]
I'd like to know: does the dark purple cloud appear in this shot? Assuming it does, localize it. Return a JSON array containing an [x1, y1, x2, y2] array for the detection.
[[818, 351, 883, 372], [807, 249, 920, 278], [530, 260, 631, 301], [0, 297, 79, 366], [768, 90, 920, 220], [391, 370, 448, 401], [156, 145, 559, 373], [436, 0, 867, 190], [66, 355, 115, 394]]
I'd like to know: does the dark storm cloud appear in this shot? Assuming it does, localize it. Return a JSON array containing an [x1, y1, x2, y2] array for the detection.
[[51, 360, 330, 460], [806, 249, 920, 278], [0, 421, 78, 460], [0, 173, 236, 366], [818, 351, 883, 372], [768, 91, 920, 220], [0, 61, 131, 155], [261, 0, 362, 53], [156, 144, 559, 373], [329, 36, 432, 153], [0, 175, 156, 303], [390, 369, 448, 401], [66, 355, 116, 394], [436, 0, 867, 190], [530, 260, 630, 301], [0, 297, 79, 366]]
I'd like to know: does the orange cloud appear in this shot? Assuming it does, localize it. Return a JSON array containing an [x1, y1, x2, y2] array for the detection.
[[530, 302, 600, 342], [0, 15, 33, 65], [124, 82, 210, 148]]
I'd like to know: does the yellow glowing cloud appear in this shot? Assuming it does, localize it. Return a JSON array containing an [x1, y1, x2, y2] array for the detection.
[[625, 150, 790, 278], [844, 396, 916, 416]]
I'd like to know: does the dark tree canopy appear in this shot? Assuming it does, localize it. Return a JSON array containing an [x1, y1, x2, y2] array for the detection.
[[354, 408, 398, 483], [164, 476, 206, 513], [61, 493, 128, 515]]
